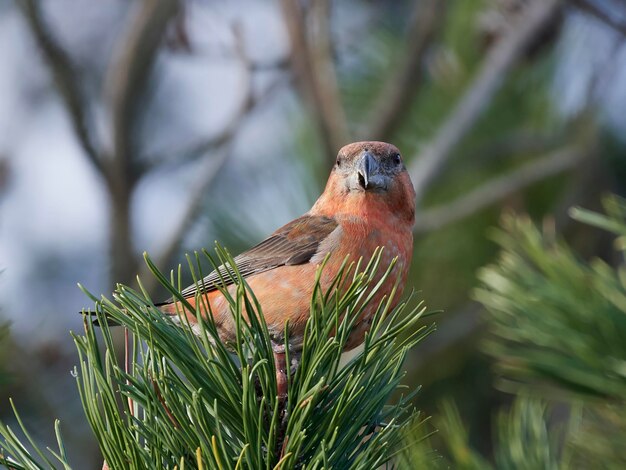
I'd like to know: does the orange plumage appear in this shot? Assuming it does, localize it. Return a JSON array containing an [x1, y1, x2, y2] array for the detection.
[[160, 141, 415, 394]]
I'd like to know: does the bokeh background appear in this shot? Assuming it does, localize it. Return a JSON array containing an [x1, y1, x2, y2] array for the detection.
[[0, 0, 625, 467]]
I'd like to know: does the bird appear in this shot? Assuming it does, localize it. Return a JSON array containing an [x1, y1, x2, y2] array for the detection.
[[154, 141, 416, 397]]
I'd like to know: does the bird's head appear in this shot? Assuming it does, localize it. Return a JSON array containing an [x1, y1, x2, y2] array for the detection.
[[313, 141, 416, 225]]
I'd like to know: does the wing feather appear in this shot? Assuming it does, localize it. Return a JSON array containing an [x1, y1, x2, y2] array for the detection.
[[175, 215, 338, 301]]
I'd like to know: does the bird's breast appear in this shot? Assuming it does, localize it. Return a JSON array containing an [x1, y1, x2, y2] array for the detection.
[[324, 216, 413, 349], [173, 215, 413, 351]]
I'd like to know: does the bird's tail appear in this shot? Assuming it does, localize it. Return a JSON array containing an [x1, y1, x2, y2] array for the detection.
[[81, 299, 175, 327]]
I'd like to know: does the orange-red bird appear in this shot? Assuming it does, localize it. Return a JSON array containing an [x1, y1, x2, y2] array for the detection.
[[160, 141, 415, 394]]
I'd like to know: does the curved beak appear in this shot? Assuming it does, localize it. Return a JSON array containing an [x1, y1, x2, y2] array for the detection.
[[357, 152, 387, 191]]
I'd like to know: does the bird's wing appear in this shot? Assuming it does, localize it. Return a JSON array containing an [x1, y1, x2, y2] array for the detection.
[[175, 215, 339, 301]]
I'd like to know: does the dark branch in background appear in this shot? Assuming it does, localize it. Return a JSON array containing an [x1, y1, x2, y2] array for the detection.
[[103, 0, 180, 286], [164, 0, 192, 52], [21, 0, 287, 291], [20, 0, 181, 287], [0, 157, 9, 198], [571, 0, 626, 37], [280, 0, 350, 164], [413, 145, 586, 233], [140, 24, 256, 172], [105, 0, 180, 186], [250, 56, 289, 72], [140, 47, 290, 294], [18, 0, 101, 171], [363, 0, 447, 142], [409, 0, 562, 203], [309, 0, 351, 148]]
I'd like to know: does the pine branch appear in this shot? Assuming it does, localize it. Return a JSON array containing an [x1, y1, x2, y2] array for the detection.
[[423, 398, 574, 469], [0, 249, 433, 468], [471, 195, 626, 466], [476, 196, 626, 399]]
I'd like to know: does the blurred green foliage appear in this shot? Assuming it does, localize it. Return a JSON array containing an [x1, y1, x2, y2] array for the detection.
[[477, 197, 626, 398], [421, 194, 626, 468], [415, 398, 574, 470]]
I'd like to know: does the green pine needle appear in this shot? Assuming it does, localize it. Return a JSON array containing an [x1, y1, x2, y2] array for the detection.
[[0, 246, 433, 469], [476, 203, 626, 399]]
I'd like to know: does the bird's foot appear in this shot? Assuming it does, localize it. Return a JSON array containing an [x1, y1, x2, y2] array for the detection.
[[273, 347, 288, 400]]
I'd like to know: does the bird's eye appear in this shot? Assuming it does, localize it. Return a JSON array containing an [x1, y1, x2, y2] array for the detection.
[[393, 153, 402, 165], [336, 156, 342, 167]]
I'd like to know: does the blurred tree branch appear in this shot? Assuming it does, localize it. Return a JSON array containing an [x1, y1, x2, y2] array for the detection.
[[409, 0, 562, 203], [19, 0, 286, 291], [18, 0, 101, 171], [136, 24, 289, 176], [19, 0, 181, 286], [309, 0, 350, 145], [413, 145, 587, 233], [139, 23, 255, 172], [462, 131, 563, 164], [280, 0, 350, 163], [362, 0, 448, 142], [140, 147, 232, 298], [141, 75, 289, 294], [571, 0, 626, 37], [0, 157, 10, 198], [104, 0, 180, 285], [105, 0, 180, 185]]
